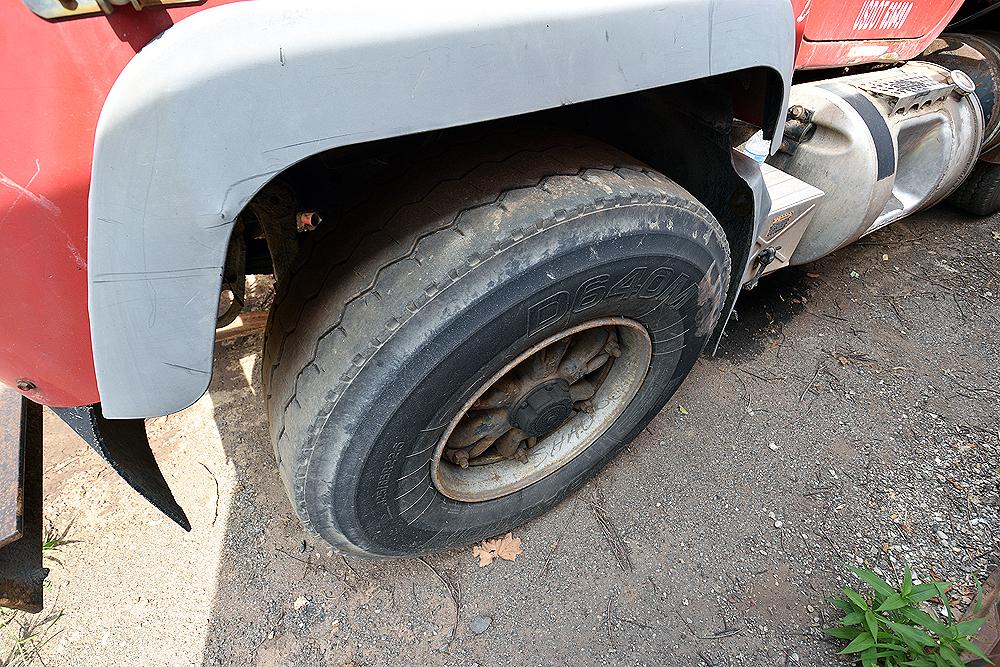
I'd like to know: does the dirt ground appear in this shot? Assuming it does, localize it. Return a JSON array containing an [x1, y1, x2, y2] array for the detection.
[[3, 204, 998, 667]]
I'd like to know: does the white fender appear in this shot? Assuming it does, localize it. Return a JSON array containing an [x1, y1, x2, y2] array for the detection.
[[89, 0, 793, 418]]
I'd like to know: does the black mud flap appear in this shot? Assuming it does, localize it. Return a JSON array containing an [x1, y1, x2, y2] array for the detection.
[[52, 405, 191, 532], [0, 389, 47, 613], [1, 396, 189, 612]]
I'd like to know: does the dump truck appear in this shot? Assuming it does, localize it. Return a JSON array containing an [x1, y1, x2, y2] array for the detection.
[[2, 0, 998, 616]]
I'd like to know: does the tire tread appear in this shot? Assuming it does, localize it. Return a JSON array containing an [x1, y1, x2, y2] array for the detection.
[[262, 132, 729, 545], [949, 160, 1000, 217]]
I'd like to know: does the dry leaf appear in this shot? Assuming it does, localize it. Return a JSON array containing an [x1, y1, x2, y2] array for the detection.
[[495, 533, 523, 561], [678, 405, 689, 415], [472, 533, 523, 566], [472, 539, 500, 566]]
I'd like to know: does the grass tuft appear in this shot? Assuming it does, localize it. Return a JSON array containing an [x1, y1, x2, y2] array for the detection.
[[1, 608, 64, 667], [825, 564, 992, 666]]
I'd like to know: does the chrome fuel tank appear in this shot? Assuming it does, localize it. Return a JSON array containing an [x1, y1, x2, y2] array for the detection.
[[769, 60, 985, 265]]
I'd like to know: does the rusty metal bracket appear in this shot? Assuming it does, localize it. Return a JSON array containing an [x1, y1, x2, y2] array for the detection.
[[2, 396, 187, 611], [0, 390, 47, 613], [22, 0, 201, 21], [1, 391, 24, 550], [52, 405, 190, 531], [965, 567, 1000, 666]]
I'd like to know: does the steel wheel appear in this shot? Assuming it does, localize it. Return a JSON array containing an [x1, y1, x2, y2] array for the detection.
[[431, 318, 652, 502]]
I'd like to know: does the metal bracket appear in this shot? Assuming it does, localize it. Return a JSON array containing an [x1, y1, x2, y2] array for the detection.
[[0, 390, 47, 613], [744, 245, 781, 291], [964, 567, 1000, 665], [51, 405, 190, 531], [22, 0, 200, 21], [778, 105, 817, 156], [1, 391, 24, 551], [855, 72, 957, 117]]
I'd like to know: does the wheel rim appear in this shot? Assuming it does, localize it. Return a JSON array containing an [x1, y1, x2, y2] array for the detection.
[[431, 317, 653, 502]]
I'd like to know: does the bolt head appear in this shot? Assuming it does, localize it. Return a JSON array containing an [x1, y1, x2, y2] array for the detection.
[[15, 380, 35, 392], [296, 211, 322, 232]]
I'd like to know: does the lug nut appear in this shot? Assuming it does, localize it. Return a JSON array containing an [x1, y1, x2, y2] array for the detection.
[[446, 449, 470, 468]]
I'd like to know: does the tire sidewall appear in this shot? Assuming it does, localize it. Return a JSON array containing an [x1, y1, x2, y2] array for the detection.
[[304, 199, 728, 556]]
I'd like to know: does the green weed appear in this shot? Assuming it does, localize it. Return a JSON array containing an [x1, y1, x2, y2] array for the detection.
[[40, 520, 77, 565], [0, 608, 63, 667], [827, 564, 991, 666]]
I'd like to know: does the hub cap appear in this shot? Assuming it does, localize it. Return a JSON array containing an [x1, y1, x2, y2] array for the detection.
[[431, 318, 652, 502], [510, 379, 574, 438]]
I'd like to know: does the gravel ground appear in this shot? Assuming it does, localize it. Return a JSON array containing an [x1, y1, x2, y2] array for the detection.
[[2, 204, 998, 667]]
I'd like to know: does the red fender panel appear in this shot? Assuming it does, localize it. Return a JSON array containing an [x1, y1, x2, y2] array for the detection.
[[0, 1, 239, 407]]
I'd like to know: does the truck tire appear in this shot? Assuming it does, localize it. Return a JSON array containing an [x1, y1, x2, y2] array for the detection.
[[949, 160, 1000, 216], [262, 132, 731, 558]]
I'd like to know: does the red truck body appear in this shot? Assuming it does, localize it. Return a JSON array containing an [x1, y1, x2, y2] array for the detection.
[[0, 1, 239, 407], [794, 0, 965, 67], [0, 0, 971, 409]]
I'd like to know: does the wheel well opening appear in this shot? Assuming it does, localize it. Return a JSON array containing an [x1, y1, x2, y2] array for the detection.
[[229, 68, 778, 332]]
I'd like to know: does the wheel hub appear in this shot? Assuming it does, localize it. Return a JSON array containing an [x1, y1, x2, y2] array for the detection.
[[510, 379, 573, 438], [431, 317, 653, 502]]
